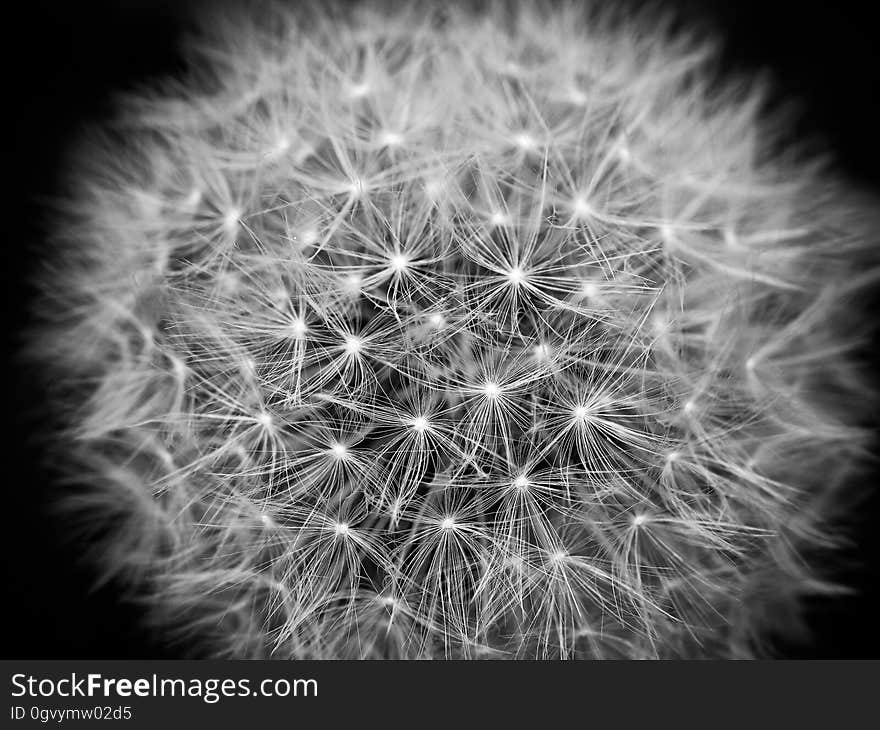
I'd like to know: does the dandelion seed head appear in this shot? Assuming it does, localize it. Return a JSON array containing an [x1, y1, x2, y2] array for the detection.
[[506, 266, 526, 285], [298, 228, 319, 247], [424, 178, 446, 200], [268, 134, 291, 158], [347, 81, 370, 99], [329, 442, 348, 460], [290, 318, 308, 339], [427, 312, 445, 327], [489, 211, 510, 227], [343, 335, 363, 355], [222, 207, 241, 233], [389, 498, 404, 524], [378, 130, 403, 148], [37, 0, 877, 661], [550, 548, 568, 563], [512, 132, 536, 151], [533, 342, 552, 362], [572, 196, 593, 219], [389, 253, 409, 273]]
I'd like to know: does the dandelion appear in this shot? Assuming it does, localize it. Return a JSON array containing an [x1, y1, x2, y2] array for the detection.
[[31, 0, 878, 659]]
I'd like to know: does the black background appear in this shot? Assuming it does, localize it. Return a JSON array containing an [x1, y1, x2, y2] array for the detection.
[[5, 0, 879, 659]]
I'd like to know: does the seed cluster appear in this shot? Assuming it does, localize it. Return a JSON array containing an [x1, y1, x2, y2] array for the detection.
[[39, 2, 875, 658]]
